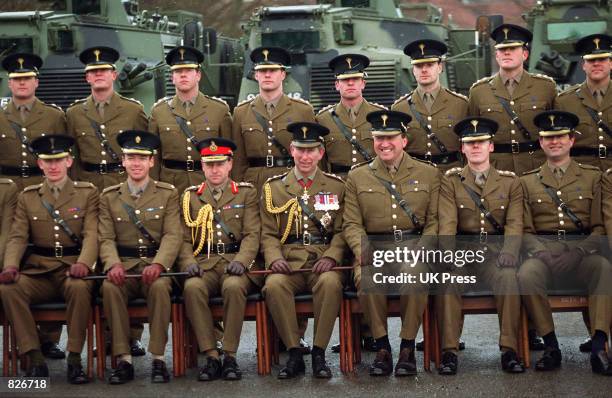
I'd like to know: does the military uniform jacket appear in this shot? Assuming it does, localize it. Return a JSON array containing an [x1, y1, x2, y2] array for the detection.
[[149, 92, 233, 193], [260, 169, 346, 270], [602, 168, 612, 245], [66, 92, 148, 188], [554, 81, 612, 170], [316, 99, 386, 175], [439, 166, 523, 256], [0, 98, 66, 189], [343, 154, 441, 260], [231, 94, 315, 187], [3, 178, 99, 273], [520, 160, 603, 254], [0, 178, 18, 268], [391, 88, 467, 159], [99, 180, 181, 272], [177, 181, 263, 284]]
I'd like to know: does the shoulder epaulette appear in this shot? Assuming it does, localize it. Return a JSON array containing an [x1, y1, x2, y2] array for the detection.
[[102, 183, 122, 194], [322, 171, 344, 182], [24, 183, 43, 192], [152, 96, 171, 108], [497, 170, 516, 177], [317, 104, 334, 115], [184, 185, 198, 193], [522, 166, 541, 176], [558, 84, 580, 97], [118, 93, 143, 106], [236, 182, 254, 188], [470, 76, 492, 90], [577, 162, 600, 171], [290, 96, 311, 106], [350, 159, 373, 170], [72, 181, 95, 188], [155, 181, 175, 190], [532, 73, 556, 84], [265, 172, 289, 183], [235, 97, 254, 108], [412, 157, 437, 168], [605, 168, 612, 175], [68, 98, 87, 108], [391, 94, 409, 108], [370, 101, 387, 110], [43, 102, 63, 112], [0, 178, 14, 184], [445, 88, 468, 102], [205, 95, 229, 108], [444, 167, 462, 177]]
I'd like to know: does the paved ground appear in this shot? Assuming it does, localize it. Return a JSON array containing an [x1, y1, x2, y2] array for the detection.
[[1, 312, 610, 398]]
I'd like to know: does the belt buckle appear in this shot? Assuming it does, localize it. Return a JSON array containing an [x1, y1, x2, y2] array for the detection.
[[137, 245, 149, 259], [21, 164, 29, 178], [54, 243, 63, 258], [186, 159, 195, 172], [216, 241, 225, 254], [99, 163, 108, 175], [511, 142, 519, 154], [424, 152, 432, 162], [557, 230, 566, 240], [266, 155, 274, 168], [303, 231, 311, 246], [598, 145, 606, 159], [393, 229, 403, 242], [479, 230, 488, 244]]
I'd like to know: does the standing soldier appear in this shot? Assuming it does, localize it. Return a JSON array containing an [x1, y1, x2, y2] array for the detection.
[[261, 122, 346, 379], [517, 111, 612, 375], [67, 46, 148, 189], [67, 47, 149, 355], [0, 135, 98, 383], [468, 24, 556, 175], [555, 34, 611, 171], [0, 178, 18, 271], [231, 47, 315, 188], [178, 137, 261, 381], [0, 53, 66, 189], [99, 131, 182, 384], [1, 52, 68, 360], [392, 39, 468, 172], [149, 46, 233, 193], [437, 117, 525, 375], [343, 110, 440, 377], [316, 53, 387, 174]]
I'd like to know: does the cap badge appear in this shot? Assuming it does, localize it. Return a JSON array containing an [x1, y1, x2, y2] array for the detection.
[[301, 126, 308, 139], [549, 115, 555, 127], [503, 28, 509, 40], [381, 114, 388, 127], [49, 137, 55, 150], [262, 49, 269, 61], [210, 140, 218, 152], [346, 57, 352, 69], [94, 49, 100, 62], [419, 43, 425, 56], [135, 136, 141, 144], [593, 37, 600, 50], [17, 58, 24, 69], [470, 119, 479, 132], [179, 48, 185, 61]]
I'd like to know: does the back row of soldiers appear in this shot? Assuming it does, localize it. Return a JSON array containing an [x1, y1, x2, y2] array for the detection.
[[0, 23, 610, 383]]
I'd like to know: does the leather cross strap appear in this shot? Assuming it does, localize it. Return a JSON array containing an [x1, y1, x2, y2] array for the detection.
[[459, 178, 505, 234], [8, 121, 36, 156], [121, 202, 159, 246], [174, 115, 200, 147], [330, 109, 373, 162], [537, 174, 587, 234], [212, 211, 238, 242], [296, 197, 330, 243], [252, 110, 292, 159], [494, 96, 533, 141], [88, 119, 121, 162], [407, 96, 448, 154], [41, 199, 82, 245]]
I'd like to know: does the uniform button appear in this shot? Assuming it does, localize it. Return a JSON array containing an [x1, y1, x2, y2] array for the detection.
[[352, 150, 357, 155], [187, 147, 192, 151], [116, 217, 122, 221], [500, 205, 505, 210], [186, 138, 191, 142], [598, 128, 603, 133], [392, 204, 397, 209], [21, 144, 26, 149], [351, 129, 357, 133], [166, 127, 170, 131], [487, 108, 491, 112], [54, 210, 60, 215], [351, 135, 356, 140], [558, 213, 564, 218], [427, 116, 432, 121], [217, 231, 222, 236], [532, 105, 537, 109], [352, 158, 357, 162], [54, 226, 60, 231], [268, 149, 272, 154], [54, 234, 59, 238], [557, 207, 562, 211], [268, 120, 273, 125], [268, 128, 273, 132], [598, 112, 603, 116], [480, 213, 484, 218], [154, 215, 160, 219], [391, 184, 396, 189], [480, 198, 484, 202], [427, 142, 432, 147], [480, 220, 485, 225], [578, 195, 583, 200], [427, 124, 432, 129], [459, 205, 464, 209], [187, 155, 192, 160], [73, 215, 78, 218], [537, 199, 542, 203], [414, 187, 419, 191], [135, 210, 141, 215], [556, 191, 561, 195], [33, 216, 38, 220], [510, 120, 515, 125], [206, 127, 210, 131], [559, 220, 565, 225], [598, 136, 603, 140], [509, 101, 514, 105], [217, 210, 221, 213], [138, 239, 144, 244], [100, 125, 105, 129], [392, 214, 397, 219], [1, 134, 5, 138], [235, 214, 239, 218], [303, 216, 308, 221], [21, 152, 27, 157], [119, 130, 123, 133], [216, 224, 222, 229], [511, 130, 516, 134], [304, 224, 309, 228], [101, 151, 106, 156], [21, 127, 27, 132], [186, 121, 191, 126]]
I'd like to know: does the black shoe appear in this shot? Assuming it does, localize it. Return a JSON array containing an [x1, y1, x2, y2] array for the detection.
[[67, 363, 89, 384], [394, 347, 417, 377], [362, 336, 378, 352], [277, 355, 305, 379], [579, 338, 592, 353], [279, 337, 310, 354], [41, 342, 65, 359], [369, 349, 393, 376], [222, 356, 242, 381], [528, 330, 545, 351], [130, 339, 146, 357], [108, 360, 134, 385], [198, 356, 222, 381], [535, 347, 562, 371], [438, 351, 458, 375], [312, 352, 332, 379], [416, 339, 464, 351], [501, 350, 525, 374], [590, 350, 612, 376], [25, 363, 49, 377], [151, 359, 170, 383], [331, 343, 340, 353]]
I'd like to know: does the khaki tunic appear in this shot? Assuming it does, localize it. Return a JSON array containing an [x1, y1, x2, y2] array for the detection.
[[0, 178, 18, 268], [468, 72, 557, 175], [391, 88, 468, 172], [316, 99, 386, 175], [178, 181, 261, 353], [343, 154, 440, 340], [260, 168, 346, 349], [230, 95, 315, 188], [0, 98, 66, 189], [603, 168, 612, 246], [554, 81, 612, 170], [149, 93, 232, 193], [0, 178, 98, 354], [66, 92, 148, 189], [436, 166, 522, 352], [518, 160, 611, 337]]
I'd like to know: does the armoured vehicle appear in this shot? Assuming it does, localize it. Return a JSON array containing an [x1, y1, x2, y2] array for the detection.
[[524, 0, 611, 89], [238, 0, 492, 110], [0, 0, 244, 111]]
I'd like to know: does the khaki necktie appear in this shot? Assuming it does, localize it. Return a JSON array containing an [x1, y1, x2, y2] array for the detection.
[[423, 93, 434, 112], [348, 108, 356, 123], [212, 188, 222, 202], [553, 167, 564, 182], [505, 79, 516, 96], [51, 186, 60, 199], [96, 102, 105, 119], [184, 101, 192, 116], [475, 173, 486, 188], [18, 105, 28, 124], [594, 91, 603, 107], [265, 103, 275, 117]]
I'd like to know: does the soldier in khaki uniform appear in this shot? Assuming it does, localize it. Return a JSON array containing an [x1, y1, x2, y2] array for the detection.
[[0, 135, 98, 383], [517, 111, 612, 376], [437, 117, 525, 375], [99, 131, 182, 384], [468, 24, 556, 175], [178, 137, 261, 381], [231, 47, 316, 188], [343, 110, 440, 377], [67, 47, 149, 354], [67, 46, 149, 189], [261, 122, 346, 379], [316, 54, 387, 175], [0, 53, 66, 189], [392, 39, 468, 172], [0, 178, 18, 267], [149, 46, 233, 193], [555, 34, 611, 171]]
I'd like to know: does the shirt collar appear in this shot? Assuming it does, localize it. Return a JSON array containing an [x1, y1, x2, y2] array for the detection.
[[46, 176, 69, 192], [294, 167, 317, 182], [416, 84, 441, 101], [207, 180, 229, 194], [500, 69, 523, 85], [546, 160, 571, 174], [341, 99, 363, 115], [127, 178, 149, 196]]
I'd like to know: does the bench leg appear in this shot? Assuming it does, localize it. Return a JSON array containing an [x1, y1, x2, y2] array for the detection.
[[339, 298, 346, 374], [521, 307, 530, 369], [423, 299, 430, 372], [2, 317, 9, 377], [87, 312, 94, 379]]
